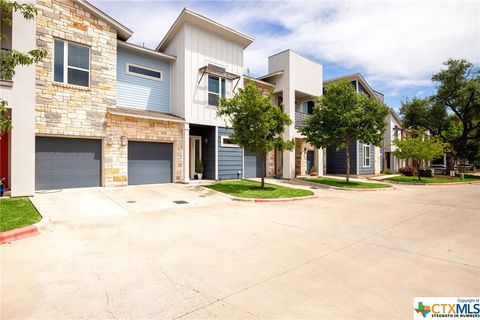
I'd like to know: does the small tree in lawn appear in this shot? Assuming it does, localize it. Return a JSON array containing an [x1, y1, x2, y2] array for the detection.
[[393, 132, 447, 180], [0, 0, 47, 134], [218, 82, 294, 188], [300, 80, 388, 183]]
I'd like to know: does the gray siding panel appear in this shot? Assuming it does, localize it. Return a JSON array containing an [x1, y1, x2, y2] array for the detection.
[[35, 137, 101, 190], [244, 151, 262, 178], [358, 142, 375, 175], [326, 143, 357, 175], [128, 141, 173, 184], [218, 127, 242, 180]]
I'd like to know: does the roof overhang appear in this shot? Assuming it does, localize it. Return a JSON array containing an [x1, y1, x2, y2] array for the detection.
[[389, 108, 403, 125], [258, 70, 284, 80], [76, 0, 133, 41], [108, 107, 184, 123], [117, 40, 176, 61], [156, 8, 253, 51], [199, 64, 240, 81], [324, 73, 382, 102], [244, 75, 275, 87]]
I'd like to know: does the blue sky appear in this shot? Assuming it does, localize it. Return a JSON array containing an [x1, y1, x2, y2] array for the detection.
[[91, 0, 479, 111]]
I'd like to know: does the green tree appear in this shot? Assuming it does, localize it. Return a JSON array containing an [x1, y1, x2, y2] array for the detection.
[[0, 0, 47, 134], [299, 80, 388, 183], [217, 82, 294, 187], [393, 132, 447, 180], [400, 59, 480, 171]]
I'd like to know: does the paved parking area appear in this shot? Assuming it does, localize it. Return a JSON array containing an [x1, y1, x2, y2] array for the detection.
[[1, 182, 479, 319]]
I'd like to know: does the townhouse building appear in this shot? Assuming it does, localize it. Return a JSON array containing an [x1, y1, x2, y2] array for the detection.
[[259, 50, 325, 179], [1, 0, 395, 197], [323, 73, 383, 176], [382, 108, 404, 172]]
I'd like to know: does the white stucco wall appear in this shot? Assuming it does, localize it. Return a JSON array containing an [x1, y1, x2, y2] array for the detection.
[[3, 2, 36, 196], [266, 50, 323, 178]]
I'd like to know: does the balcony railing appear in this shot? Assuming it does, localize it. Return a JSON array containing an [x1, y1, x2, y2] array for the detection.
[[295, 111, 309, 129]]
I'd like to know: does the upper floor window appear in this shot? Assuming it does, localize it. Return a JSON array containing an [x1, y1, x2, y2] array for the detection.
[[208, 75, 225, 106], [54, 39, 90, 87], [126, 63, 162, 81], [363, 144, 371, 167], [306, 101, 315, 114]]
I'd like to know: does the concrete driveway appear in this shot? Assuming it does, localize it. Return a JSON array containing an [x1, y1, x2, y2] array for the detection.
[[1, 182, 479, 319]]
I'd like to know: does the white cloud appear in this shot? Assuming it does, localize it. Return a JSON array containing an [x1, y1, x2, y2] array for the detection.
[[92, 0, 479, 93]]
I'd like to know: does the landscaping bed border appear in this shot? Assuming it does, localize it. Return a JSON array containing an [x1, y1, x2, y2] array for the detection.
[[201, 185, 319, 202], [0, 215, 48, 245], [298, 178, 396, 192]]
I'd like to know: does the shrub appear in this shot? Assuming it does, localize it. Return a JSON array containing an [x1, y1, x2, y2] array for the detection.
[[382, 168, 394, 175], [399, 166, 415, 176]]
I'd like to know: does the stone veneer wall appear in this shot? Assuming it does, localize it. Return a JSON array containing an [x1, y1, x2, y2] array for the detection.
[[35, 0, 184, 186], [36, 0, 116, 137], [105, 115, 183, 185], [295, 138, 314, 176]]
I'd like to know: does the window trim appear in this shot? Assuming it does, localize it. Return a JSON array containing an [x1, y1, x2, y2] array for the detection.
[[363, 144, 371, 167], [125, 62, 163, 81], [220, 136, 238, 148], [53, 39, 90, 88], [208, 75, 226, 107]]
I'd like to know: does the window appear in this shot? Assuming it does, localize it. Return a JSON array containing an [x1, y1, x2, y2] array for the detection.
[[306, 101, 315, 114], [126, 63, 162, 80], [363, 144, 371, 167], [220, 136, 238, 148], [54, 39, 90, 87], [208, 75, 226, 106]]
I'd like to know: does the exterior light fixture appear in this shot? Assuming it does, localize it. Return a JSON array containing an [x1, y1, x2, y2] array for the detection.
[[120, 136, 127, 146]]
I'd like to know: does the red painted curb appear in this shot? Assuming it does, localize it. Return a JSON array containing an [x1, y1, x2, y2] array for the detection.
[[255, 195, 319, 203], [0, 225, 38, 244], [427, 182, 480, 186]]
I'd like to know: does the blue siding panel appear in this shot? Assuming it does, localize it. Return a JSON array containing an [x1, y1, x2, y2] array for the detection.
[[326, 143, 357, 175], [117, 47, 170, 113], [218, 127, 243, 180], [358, 142, 375, 175]]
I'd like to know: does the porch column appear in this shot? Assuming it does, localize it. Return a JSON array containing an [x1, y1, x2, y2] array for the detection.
[[214, 126, 218, 180], [183, 122, 190, 183], [282, 89, 295, 179], [315, 147, 324, 176]]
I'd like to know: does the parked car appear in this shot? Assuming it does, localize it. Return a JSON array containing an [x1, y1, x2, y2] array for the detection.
[[429, 164, 446, 174]]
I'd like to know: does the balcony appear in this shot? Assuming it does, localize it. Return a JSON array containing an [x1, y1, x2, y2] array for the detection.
[[295, 111, 309, 129]]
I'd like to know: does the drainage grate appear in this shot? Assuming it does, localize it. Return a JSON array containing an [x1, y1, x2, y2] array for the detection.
[[310, 186, 319, 189], [126, 200, 136, 203], [174, 200, 188, 204]]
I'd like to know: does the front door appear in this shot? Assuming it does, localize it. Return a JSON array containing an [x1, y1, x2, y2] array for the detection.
[[307, 150, 315, 174], [190, 136, 202, 179]]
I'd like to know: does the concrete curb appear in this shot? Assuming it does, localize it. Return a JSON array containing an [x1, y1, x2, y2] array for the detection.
[[200, 185, 318, 203], [383, 180, 480, 186], [297, 179, 396, 192], [0, 216, 48, 245]]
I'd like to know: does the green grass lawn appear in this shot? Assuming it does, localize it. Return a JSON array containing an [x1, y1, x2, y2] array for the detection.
[[206, 179, 314, 199], [385, 175, 480, 184], [0, 198, 41, 232], [305, 177, 392, 189]]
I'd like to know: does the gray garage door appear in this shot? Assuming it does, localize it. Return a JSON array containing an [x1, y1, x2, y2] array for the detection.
[[244, 151, 262, 178], [128, 141, 173, 185], [35, 137, 101, 190]]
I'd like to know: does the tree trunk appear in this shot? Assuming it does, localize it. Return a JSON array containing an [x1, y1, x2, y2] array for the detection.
[[417, 160, 422, 181], [446, 152, 455, 176], [261, 151, 266, 188], [345, 141, 351, 183]]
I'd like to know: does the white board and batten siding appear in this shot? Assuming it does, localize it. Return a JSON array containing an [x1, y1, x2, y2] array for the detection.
[[164, 23, 244, 126]]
